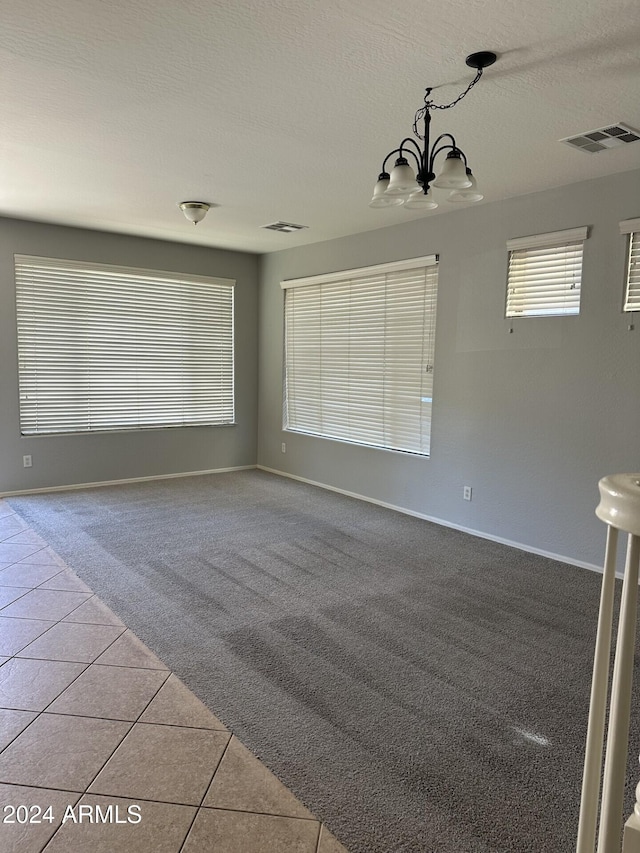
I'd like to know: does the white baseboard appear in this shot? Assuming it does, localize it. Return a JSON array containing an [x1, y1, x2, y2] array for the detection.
[[2, 462, 607, 578], [257, 464, 605, 576], [0, 464, 257, 498]]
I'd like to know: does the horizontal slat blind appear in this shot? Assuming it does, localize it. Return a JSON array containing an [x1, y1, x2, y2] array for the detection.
[[624, 232, 640, 311], [283, 261, 438, 456], [15, 255, 235, 435], [506, 239, 585, 317]]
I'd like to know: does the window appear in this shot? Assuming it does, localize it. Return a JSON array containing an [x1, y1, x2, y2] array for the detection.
[[620, 218, 640, 311], [282, 256, 438, 457], [505, 227, 589, 317], [15, 255, 235, 435]]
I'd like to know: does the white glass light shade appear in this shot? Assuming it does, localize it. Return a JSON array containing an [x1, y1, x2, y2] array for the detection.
[[179, 201, 210, 224], [385, 159, 420, 195], [447, 171, 483, 203], [369, 175, 404, 208], [432, 152, 472, 189], [403, 188, 438, 210]]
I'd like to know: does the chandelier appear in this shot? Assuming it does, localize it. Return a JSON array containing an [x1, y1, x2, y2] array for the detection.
[[370, 51, 497, 210]]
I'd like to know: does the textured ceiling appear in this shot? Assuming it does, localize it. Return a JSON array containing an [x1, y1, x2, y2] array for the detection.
[[2, 0, 640, 253]]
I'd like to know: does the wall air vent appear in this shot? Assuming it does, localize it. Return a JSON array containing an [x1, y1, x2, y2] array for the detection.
[[561, 123, 640, 153], [261, 221, 309, 233]]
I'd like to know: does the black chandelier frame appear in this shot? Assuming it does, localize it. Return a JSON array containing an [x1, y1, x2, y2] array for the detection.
[[376, 51, 497, 197]]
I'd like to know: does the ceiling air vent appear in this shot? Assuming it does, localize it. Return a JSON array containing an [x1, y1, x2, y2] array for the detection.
[[261, 221, 308, 233], [561, 123, 640, 153]]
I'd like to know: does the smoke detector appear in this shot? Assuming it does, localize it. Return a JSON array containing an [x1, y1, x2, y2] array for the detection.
[[561, 123, 640, 153]]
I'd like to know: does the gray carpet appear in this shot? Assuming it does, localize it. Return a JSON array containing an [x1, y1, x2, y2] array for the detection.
[[8, 470, 640, 852]]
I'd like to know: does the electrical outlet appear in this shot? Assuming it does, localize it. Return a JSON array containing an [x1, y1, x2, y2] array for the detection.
[[463, 485, 472, 501], [281, 442, 286, 453], [23, 454, 32, 468]]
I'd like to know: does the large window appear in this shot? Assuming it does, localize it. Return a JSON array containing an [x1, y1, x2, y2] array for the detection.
[[620, 218, 640, 312], [15, 255, 235, 435], [282, 256, 438, 457], [505, 227, 588, 317]]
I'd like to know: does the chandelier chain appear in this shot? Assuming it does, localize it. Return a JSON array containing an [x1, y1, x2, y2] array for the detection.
[[412, 69, 483, 139]]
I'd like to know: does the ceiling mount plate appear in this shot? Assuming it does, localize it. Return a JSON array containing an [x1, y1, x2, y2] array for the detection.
[[465, 51, 497, 70]]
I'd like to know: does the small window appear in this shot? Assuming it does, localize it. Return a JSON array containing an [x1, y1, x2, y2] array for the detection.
[[620, 218, 640, 312], [15, 255, 235, 435], [505, 227, 589, 317]]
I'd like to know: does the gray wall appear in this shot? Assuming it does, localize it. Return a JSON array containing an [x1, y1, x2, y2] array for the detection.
[[258, 169, 640, 568], [0, 217, 259, 492]]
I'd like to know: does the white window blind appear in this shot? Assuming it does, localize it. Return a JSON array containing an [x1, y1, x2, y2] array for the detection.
[[505, 226, 588, 317], [282, 256, 438, 457], [15, 255, 235, 435], [620, 218, 640, 311]]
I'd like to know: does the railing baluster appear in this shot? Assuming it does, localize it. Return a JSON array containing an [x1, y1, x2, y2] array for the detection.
[[598, 534, 640, 853], [576, 525, 619, 853]]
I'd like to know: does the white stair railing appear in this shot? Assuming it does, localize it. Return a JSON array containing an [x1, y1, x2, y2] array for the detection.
[[576, 474, 640, 853]]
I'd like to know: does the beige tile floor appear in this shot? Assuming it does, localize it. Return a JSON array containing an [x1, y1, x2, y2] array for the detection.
[[0, 498, 349, 853]]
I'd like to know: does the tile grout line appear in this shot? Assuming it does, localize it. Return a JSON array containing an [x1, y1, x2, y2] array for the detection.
[[0, 556, 129, 761], [31, 568, 74, 589], [10, 621, 128, 665], [0, 777, 327, 821], [0, 588, 36, 610], [32, 713, 137, 853], [0, 588, 93, 624], [43, 652, 183, 807], [0, 587, 99, 796], [0, 614, 62, 623], [0, 617, 93, 742], [35, 791, 84, 853], [177, 733, 234, 853], [6, 646, 95, 747], [33, 654, 224, 851], [0, 712, 41, 759], [29, 619, 178, 804]]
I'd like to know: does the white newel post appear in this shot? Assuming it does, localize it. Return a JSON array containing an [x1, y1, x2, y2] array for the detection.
[[623, 776, 640, 853], [576, 474, 640, 853]]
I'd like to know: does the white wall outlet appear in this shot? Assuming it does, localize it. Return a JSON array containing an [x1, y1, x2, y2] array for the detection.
[[463, 485, 472, 501], [281, 442, 286, 453], [23, 454, 32, 468]]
